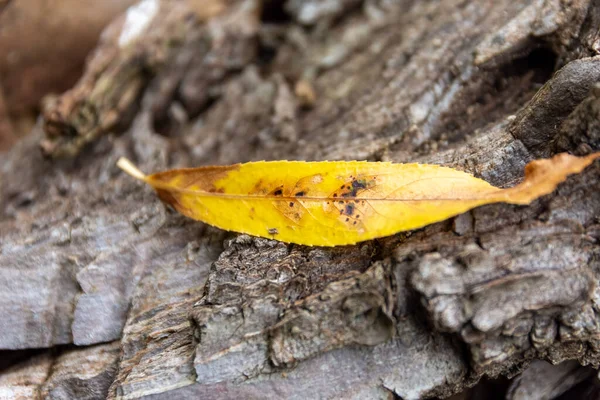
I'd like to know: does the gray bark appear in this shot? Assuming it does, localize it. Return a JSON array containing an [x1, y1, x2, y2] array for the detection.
[[1, 0, 600, 399]]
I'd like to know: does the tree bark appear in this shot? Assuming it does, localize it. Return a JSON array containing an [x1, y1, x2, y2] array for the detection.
[[1, 0, 600, 399]]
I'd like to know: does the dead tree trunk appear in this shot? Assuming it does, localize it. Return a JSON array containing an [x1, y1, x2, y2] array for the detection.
[[2, 0, 600, 398]]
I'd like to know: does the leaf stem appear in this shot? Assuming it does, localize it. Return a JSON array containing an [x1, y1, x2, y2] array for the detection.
[[117, 157, 147, 181]]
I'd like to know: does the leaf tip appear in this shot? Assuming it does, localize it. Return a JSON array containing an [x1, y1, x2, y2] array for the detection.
[[117, 157, 147, 181]]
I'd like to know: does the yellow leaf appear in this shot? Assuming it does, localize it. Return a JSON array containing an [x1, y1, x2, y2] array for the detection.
[[117, 153, 599, 246]]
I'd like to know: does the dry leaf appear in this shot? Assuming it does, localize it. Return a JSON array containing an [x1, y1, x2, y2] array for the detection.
[[117, 152, 599, 246]]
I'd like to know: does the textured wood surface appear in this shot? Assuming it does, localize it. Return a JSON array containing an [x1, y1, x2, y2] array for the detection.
[[1, 0, 600, 398]]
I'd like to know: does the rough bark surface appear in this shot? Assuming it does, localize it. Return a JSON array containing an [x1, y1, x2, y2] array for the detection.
[[2, 0, 600, 399]]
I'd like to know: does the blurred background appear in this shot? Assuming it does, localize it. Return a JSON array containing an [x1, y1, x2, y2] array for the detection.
[[0, 0, 136, 150]]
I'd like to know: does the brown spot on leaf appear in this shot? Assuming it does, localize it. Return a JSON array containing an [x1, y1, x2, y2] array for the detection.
[[345, 203, 355, 216], [151, 164, 240, 192], [352, 180, 367, 190]]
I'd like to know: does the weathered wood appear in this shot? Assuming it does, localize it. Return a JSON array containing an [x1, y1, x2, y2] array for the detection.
[[0, 0, 137, 150], [0, 343, 120, 400], [1, 0, 600, 398], [506, 360, 595, 400]]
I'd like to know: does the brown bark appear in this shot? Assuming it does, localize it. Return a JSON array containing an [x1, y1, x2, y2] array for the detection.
[[2, 0, 600, 399], [0, 0, 138, 150]]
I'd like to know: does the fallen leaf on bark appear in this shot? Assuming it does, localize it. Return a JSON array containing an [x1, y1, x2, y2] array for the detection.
[[118, 152, 599, 246]]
